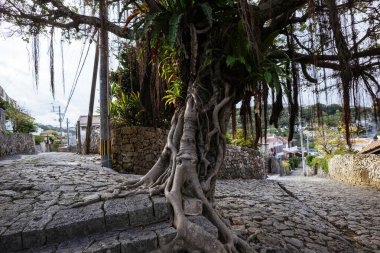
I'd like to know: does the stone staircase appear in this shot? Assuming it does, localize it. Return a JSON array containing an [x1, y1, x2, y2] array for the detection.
[[2, 194, 217, 253]]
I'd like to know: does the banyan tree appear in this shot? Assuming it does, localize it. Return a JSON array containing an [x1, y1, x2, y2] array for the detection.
[[1, 0, 380, 252]]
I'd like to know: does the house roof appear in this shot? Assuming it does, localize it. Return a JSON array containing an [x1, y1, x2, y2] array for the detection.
[[77, 115, 101, 127], [259, 134, 288, 145], [359, 139, 380, 154]]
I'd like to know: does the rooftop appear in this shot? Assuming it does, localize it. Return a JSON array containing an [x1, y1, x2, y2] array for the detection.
[[359, 139, 380, 154], [78, 115, 101, 127]]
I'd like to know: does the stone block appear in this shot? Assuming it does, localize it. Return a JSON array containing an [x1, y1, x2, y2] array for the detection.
[[151, 196, 169, 221], [0, 230, 22, 252], [125, 144, 134, 152], [155, 225, 176, 246], [104, 198, 130, 230], [125, 195, 155, 227], [183, 197, 203, 216], [85, 232, 121, 253], [22, 244, 57, 253], [22, 206, 60, 249], [188, 216, 218, 238], [56, 237, 92, 253], [126, 127, 135, 135], [45, 202, 105, 244], [120, 229, 157, 253], [145, 154, 155, 162]]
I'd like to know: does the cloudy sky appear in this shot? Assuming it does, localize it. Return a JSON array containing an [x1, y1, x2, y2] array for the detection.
[[0, 23, 105, 129]]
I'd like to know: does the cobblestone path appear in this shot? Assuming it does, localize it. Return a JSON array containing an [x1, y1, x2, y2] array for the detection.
[[216, 172, 380, 253], [0, 153, 379, 253]]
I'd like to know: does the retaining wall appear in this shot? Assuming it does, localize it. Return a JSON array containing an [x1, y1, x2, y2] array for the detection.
[[111, 126, 265, 179], [0, 131, 36, 157], [329, 154, 380, 188]]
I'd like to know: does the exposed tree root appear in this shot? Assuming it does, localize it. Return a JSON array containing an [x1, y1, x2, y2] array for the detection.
[[121, 79, 256, 252]]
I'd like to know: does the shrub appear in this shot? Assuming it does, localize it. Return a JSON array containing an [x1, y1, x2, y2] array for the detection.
[[229, 129, 254, 148], [34, 135, 45, 145], [306, 154, 315, 167], [289, 156, 301, 170], [281, 161, 291, 175], [310, 157, 329, 174]]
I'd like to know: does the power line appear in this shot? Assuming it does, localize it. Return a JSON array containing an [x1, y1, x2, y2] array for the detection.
[[62, 29, 98, 120], [62, 38, 92, 120]]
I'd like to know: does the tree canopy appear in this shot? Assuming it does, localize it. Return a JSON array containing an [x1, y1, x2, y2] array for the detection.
[[1, 0, 379, 145]]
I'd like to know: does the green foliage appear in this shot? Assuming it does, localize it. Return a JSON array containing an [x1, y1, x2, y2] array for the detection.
[[110, 82, 144, 126], [230, 129, 254, 148], [159, 46, 183, 107], [34, 135, 45, 145], [41, 129, 58, 136], [289, 156, 301, 170], [0, 98, 12, 110], [281, 160, 290, 168], [315, 125, 345, 155], [281, 161, 291, 175], [5, 104, 37, 134], [163, 81, 182, 107], [305, 154, 315, 167], [200, 3, 212, 26], [168, 13, 183, 47], [310, 157, 329, 174]]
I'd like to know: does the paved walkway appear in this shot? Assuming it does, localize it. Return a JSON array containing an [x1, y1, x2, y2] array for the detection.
[[0, 153, 379, 253], [216, 170, 380, 252]]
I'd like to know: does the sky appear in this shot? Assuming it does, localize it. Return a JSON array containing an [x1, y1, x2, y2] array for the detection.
[[0, 23, 104, 129]]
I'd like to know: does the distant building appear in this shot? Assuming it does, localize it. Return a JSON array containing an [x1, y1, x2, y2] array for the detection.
[[359, 139, 380, 154], [351, 138, 374, 152], [0, 85, 18, 131], [76, 115, 100, 144], [259, 134, 289, 158], [0, 85, 17, 108]]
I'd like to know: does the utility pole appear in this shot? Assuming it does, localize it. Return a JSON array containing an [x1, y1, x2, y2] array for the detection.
[[77, 120, 82, 154], [99, 0, 111, 168], [299, 109, 306, 174], [84, 33, 100, 155], [52, 105, 63, 141], [66, 118, 70, 147]]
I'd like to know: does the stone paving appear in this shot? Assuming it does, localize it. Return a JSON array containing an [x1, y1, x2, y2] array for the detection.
[[0, 153, 172, 252], [0, 152, 379, 253]]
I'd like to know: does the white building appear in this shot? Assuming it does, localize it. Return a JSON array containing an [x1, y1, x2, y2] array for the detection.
[[76, 115, 101, 144]]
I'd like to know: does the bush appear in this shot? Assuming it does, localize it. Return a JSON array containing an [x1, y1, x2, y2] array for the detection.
[[34, 135, 45, 145], [281, 161, 291, 175], [289, 156, 301, 170], [230, 129, 254, 148], [306, 154, 315, 167], [310, 157, 329, 174]]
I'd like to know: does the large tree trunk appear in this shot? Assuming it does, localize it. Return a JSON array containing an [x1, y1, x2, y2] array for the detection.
[[127, 64, 254, 252], [325, 0, 352, 148]]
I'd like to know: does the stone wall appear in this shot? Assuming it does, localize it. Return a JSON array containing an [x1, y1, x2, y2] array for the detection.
[[0, 131, 36, 157], [111, 126, 265, 179], [0, 108, 5, 131], [329, 154, 380, 188], [111, 126, 168, 174], [220, 145, 265, 179]]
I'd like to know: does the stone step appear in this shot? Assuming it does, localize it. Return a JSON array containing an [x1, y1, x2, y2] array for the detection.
[[13, 216, 218, 253], [0, 194, 169, 252]]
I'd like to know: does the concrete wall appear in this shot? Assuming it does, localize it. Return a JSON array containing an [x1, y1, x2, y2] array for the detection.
[[0, 131, 36, 157], [111, 126, 265, 179], [329, 154, 380, 188]]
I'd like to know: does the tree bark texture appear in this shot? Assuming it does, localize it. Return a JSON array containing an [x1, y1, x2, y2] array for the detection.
[[325, 0, 352, 148], [127, 63, 254, 252]]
